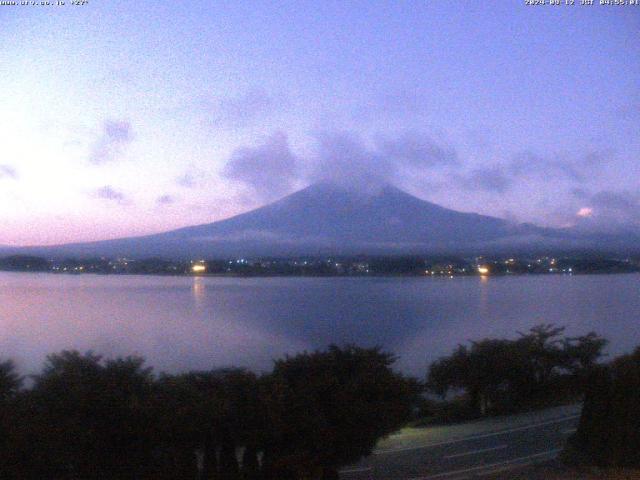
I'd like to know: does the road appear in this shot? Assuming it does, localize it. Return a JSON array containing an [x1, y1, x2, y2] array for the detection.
[[339, 404, 581, 479]]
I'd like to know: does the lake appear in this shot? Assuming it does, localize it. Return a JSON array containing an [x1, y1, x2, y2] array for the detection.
[[1, 272, 638, 377]]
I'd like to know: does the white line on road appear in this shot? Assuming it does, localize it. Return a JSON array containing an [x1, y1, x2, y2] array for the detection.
[[339, 466, 372, 474], [375, 415, 579, 455], [443, 444, 507, 460], [475, 464, 524, 477], [410, 448, 562, 479]]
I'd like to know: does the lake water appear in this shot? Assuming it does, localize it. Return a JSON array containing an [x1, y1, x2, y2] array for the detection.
[[1, 272, 638, 377]]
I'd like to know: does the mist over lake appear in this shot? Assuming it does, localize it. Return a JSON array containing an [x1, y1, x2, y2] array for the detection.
[[1, 272, 638, 377]]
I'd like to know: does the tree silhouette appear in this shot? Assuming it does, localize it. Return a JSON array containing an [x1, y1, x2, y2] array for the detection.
[[262, 345, 421, 479], [25, 351, 155, 479], [0, 346, 422, 479], [0, 359, 23, 478], [153, 368, 264, 479], [427, 325, 607, 416], [0, 360, 21, 401], [564, 346, 640, 468]]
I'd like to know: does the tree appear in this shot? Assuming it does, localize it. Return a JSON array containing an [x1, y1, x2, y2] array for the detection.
[[427, 325, 607, 417], [262, 345, 421, 479], [153, 368, 264, 480], [0, 255, 50, 272], [562, 332, 608, 374], [0, 345, 421, 480], [564, 347, 640, 468], [515, 324, 566, 389], [0, 359, 23, 478], [25, 351, 155, 479], [0, 359, 21, 401], [427, 340, 527, 415]]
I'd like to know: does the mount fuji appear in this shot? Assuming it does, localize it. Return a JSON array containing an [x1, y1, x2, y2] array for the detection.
[[9, 183, 636, 258]]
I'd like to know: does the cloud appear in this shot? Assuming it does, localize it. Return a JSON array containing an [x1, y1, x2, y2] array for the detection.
[[590, 191, 639, 213], [176, 173, 197, 188], [90, 120, 134, 164], [509, 149, 603, 187], [572, 189, 640, 230], [589, 191, 640, 227], [461, 166, 511, 193], [455, 149, 611, 194], [175, 168, 212, 189], [509, 151, 582, 182], [219, 129, 612, 216], [92, 185, 129, 204], [0, 165, 18, 179], [157, 194, 175, 205], [308, 132, 383, 187], [509, 149, 610, 183], [221, 131, 299, 200], [220, 130, 459, 199], [377, 132, 458, 168], [307, 131, 458, 190]]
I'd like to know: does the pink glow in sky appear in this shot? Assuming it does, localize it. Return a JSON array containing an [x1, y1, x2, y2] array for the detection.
[[577, 207, 594, 218]]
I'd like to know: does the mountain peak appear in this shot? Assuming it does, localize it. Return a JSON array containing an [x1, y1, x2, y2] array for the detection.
[[285, 181, 417, 204]]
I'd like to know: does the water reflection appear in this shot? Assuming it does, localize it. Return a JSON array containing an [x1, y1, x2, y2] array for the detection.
[[191, 276, 205, 306], [478, 275, 489, 318], [0, 273, 638, 377]]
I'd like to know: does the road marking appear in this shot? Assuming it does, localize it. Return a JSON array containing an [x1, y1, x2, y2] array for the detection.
[[339, 466, 372, 474], [443, 444, 507, 460], [476, 464, 523, 477], [562, 428, 577, 434], [410, 448, 562, 479], [375, 415, 579, 455]]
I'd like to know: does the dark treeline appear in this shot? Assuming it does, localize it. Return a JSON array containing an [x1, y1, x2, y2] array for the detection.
[[426, 324, 608, 419], [0, 327, 633, 478], [563, 346, 640, 468], [0, 346, 420, 480], [0, 255, 51, 272], [1, 254, 639, 276], [425, 326, 640, 468]]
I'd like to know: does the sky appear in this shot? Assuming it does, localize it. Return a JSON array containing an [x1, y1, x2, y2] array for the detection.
[[1, 1, 638, 246]]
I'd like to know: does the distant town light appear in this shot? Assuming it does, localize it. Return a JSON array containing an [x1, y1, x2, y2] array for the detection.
[[477, 266, 490, 275], [191, 263, 206, 273]]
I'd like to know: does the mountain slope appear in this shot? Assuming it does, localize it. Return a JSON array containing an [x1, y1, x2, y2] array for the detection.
[[11, 183, 631, 259], [164, 183, 520, 245]]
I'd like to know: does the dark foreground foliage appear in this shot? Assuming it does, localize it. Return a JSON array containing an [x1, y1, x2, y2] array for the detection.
[[426, 324, 608, 418], [563, 347, 640, 468], [0, 346, 420, 480]]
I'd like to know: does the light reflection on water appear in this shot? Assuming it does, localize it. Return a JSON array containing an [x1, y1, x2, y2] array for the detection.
[[192, 276, 206, 306], [0, 272, 638, 377]]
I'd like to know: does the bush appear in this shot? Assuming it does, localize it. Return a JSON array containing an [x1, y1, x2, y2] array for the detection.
[[563, 347, 640, 468]]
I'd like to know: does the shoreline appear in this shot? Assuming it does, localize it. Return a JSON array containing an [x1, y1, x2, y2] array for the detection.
[[1, 270, 639, 279]]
